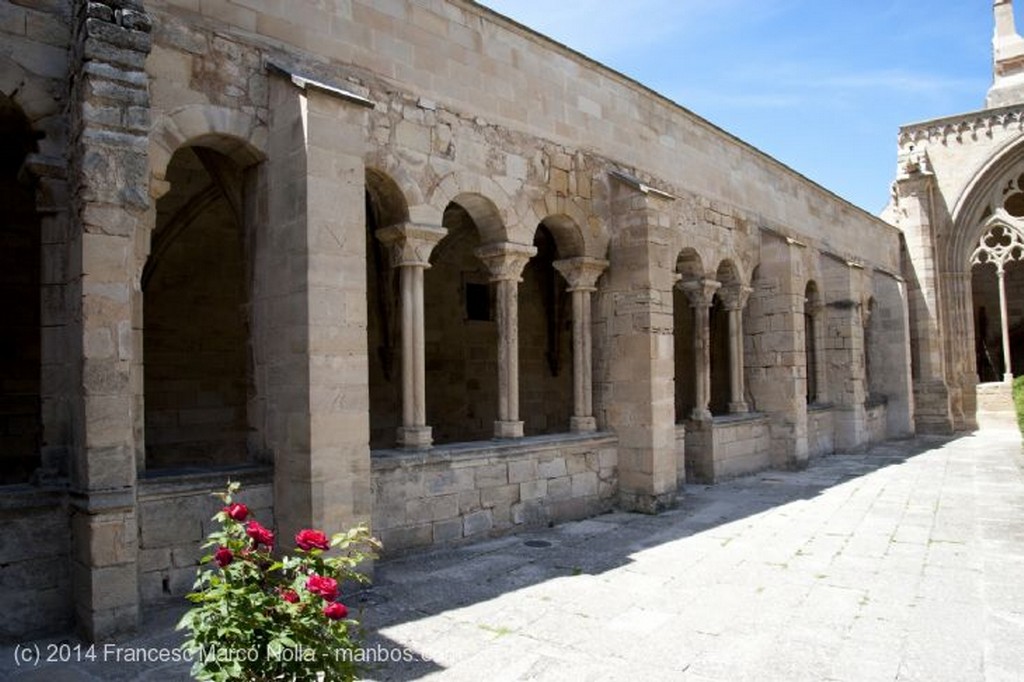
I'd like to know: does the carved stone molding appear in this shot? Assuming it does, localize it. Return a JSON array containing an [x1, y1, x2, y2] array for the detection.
[[553, 257, 609, 292], [718, 284, 752, 311], [475, 242, 537, 282], [375, 223, 447, 268], [678, 278, 722, 308]]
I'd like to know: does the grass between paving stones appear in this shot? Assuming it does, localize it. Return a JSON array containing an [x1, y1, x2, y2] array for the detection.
[[1013, 376, 1024, 434]]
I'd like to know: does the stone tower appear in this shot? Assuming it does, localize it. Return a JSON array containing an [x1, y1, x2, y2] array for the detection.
[[989, 0, 1024, 107]]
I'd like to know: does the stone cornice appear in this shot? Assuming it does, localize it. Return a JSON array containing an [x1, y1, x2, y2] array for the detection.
[[898, 104, 1024, 150]]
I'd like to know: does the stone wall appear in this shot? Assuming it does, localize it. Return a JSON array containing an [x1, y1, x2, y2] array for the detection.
[[684, 414, 771, 484], [0, 490, 70, 641], [807, 405, 835, 459], [137, 469, 272, 604], [865, 403, 888, 447], [371, 433, 617, 554]]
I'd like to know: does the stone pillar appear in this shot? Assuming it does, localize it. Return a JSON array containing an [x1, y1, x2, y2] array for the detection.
[[476, 242, 537, 438], [376, 223, 447, 448], [894, 170, 953, 433], [67, 0, 153, 640], [263, 70, 373, 551], [596, 190, 677, 513], [719, 284, 752, 413], [679, 279, 721, 421], [553, 257, 609, 433], [822, 257, 869, 450], [746, 235, 809, 468]]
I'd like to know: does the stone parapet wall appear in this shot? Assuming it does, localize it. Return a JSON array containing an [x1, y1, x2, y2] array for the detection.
[[136, 468, 272, 604], [807, 405, 836, 459], [371, 434, 617, 554], [684, 414, 771, 484], [865, 403, 888, 447], [0, 489, 70, 642]]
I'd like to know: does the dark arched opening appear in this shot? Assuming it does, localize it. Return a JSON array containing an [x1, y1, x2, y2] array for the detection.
[[143, 145, 251, 469], [0, 94, 41, 483]]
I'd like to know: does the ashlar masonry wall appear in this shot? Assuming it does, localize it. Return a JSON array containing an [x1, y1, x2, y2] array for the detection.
[[372, 433, 617, 553]]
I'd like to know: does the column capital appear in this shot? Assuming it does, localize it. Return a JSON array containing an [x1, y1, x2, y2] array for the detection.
[[718, 284, 753, 311], [475, 241, 537, 282], [375, 222, 447, 268], [553, 257, 609, 292], [678, 278, 722, 308]]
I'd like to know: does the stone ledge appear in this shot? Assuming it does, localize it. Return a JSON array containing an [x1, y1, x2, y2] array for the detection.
[[709, 412, 770, 426], [138, 463, 272, 500], [0, 485, 67, 512], [370, 432, 618, 472]]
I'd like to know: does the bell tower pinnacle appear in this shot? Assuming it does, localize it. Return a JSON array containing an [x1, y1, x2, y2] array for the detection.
[[988, 0, 1024, 107]]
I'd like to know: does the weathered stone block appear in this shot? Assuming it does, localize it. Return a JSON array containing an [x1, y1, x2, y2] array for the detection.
[[537, 458, 567, 479], [474, 463, 507, 488], [462, 509, 493, 537], [480, 483, 519, 509], [432, 518, 463, 543], [507, 458, 537, 484]]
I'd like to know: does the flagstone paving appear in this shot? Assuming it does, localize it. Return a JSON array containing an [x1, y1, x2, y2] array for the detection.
[[3, 427, 1022, 681]]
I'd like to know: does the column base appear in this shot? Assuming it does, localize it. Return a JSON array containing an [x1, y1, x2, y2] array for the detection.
[[493, 421, 524, 439], [690, 408, 713, 422], [397, 426, 433, 449], [570, 416, 597, 433], [1003, 373, 1014, 384], [728, 402, 749, 414]]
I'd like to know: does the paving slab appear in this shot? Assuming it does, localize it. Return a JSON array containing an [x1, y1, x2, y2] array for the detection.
[[1, 428, 1022, 681]]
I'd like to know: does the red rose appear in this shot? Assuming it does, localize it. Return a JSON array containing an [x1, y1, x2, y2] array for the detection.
[[295, 529, 329, 551], [280, 588, 299, 604], [214, 546, 233, 568], [323, 602, 348, 620], [245, 520, 274, 547], [223, 503, 249, 521], [305, 574, 338, 602]]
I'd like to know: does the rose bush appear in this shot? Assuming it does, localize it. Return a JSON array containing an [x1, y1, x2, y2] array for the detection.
[[177, 481, 380, 682]]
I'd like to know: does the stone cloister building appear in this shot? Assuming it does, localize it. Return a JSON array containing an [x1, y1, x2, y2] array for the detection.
[[1, 0, 917, 641], [887, 0, 1024, 433]]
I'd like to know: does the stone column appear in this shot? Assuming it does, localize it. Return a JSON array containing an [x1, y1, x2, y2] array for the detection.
[[553, 257, 609, 433], [679, 279, 721, 421], [476, 242, 537, 438], [376, 223, 447, 447], [719, 284, 752, 413], [996, 268, 1014, 382]]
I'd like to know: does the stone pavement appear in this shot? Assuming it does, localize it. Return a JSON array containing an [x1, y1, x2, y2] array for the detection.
[[3, 428, 1022, 681]]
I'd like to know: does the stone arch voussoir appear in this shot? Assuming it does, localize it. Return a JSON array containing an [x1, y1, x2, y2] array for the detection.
[[149, 106, 267, 187], [421, 171, 523, 244]]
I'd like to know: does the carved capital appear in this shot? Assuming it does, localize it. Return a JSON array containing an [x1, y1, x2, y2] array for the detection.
[[718, 284, 752, 311], [475, 241, 537, 282], [678, 278, 721, 308], [553, 257, 609, 292], [376, 222, 447, 268]]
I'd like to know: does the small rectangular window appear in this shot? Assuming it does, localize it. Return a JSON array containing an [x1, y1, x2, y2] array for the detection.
[[465, 282, 491, 321]]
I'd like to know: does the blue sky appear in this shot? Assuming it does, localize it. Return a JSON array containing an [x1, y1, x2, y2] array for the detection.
[[478, 1, 1000, 214]]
